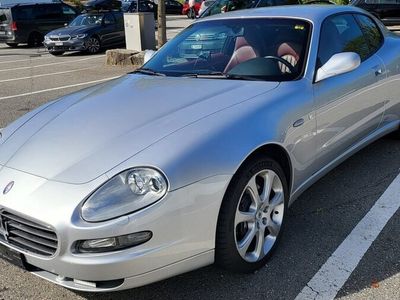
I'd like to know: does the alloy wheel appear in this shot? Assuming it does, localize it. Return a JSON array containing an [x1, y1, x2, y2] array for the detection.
[[234, 169, 284, 263], [86, 37, 100, 54]]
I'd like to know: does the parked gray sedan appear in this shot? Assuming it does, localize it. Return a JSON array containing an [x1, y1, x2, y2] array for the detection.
[[0, 5, 399, 292]]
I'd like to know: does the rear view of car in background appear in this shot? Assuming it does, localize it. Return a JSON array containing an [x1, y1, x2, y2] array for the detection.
[[199, 0, 300, 18], [352, 0, 400, 25], [182, 0, 202, 18], [0, 1, 77, 47]]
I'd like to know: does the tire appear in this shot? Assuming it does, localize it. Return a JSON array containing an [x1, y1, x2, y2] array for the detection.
[[6, 43, 18, 48], [216, 156, 288, 273], [49, 51, 65, 56], [85, 36, 101, 54], [27, 32, 43, 47]]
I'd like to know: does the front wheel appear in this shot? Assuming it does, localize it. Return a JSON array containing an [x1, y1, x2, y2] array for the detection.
[[85, 36, 101, 54], [216, 157, 288, 273]]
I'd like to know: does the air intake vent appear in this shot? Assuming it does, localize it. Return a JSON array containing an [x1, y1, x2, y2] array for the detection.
[[0, 211, 58, 257]]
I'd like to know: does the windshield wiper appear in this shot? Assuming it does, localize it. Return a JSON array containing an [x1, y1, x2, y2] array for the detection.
[[181, 72, 259, 81], [132, 68, 166, 77]]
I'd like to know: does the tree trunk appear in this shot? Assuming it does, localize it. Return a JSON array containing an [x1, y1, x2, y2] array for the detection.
[[157, 0, 167, 48]]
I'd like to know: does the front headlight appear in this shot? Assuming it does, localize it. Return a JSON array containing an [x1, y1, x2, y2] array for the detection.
[[44, 35, 50, 41], [71, 34, 87, 39], [81, 168, 168, 222]]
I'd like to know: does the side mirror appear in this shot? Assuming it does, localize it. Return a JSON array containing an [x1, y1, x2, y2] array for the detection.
[[315, 52, 361, 83], [143, 49, 157, 64]]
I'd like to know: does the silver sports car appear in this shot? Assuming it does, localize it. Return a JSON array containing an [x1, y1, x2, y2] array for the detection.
[[0, 5, 399, 292]]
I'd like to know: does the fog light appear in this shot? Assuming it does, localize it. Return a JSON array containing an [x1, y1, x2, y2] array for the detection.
[[77, 231, 152, 253]]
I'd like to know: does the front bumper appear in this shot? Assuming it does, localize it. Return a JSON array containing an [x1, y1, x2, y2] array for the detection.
[[44, 39, 87, 52], [0, 166, 230, 291]]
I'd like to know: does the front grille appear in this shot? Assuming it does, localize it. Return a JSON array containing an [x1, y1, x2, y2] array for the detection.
[[0, 211, 58, 257], [49, 35, 70, 41]]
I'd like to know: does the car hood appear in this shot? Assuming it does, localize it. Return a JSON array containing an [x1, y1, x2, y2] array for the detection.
[[48, 25, 97, 36], [0, 75, 278, 184]]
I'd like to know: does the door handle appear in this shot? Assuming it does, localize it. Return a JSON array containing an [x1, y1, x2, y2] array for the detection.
[[374, 67, 383, 76]]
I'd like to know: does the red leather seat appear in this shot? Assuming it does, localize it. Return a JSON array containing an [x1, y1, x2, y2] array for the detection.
[[277, 42, 301, 74], [224, 36, 258, 73]]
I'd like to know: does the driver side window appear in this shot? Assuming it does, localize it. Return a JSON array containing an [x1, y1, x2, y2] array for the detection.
[[103, 14, 115, 25], [317, 14, 369, 68]]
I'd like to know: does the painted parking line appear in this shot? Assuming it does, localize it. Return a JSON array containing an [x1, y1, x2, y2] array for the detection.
[[0, 55, 51, 64], [295, 173, 400, 300], [0, 67, 94, 83], [0, 76, 120, 101], [0, 55, 105, 72]]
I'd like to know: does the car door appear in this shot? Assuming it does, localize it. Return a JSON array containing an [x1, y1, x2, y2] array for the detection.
[[99, 13, 119, 47], [313, 13, 386, 167]]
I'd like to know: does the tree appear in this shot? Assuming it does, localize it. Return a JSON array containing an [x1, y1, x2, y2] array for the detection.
[[157, 0, 167, 48]]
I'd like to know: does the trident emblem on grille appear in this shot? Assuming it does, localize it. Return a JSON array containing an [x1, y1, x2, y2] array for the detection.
[[2, 181, 14, 195]]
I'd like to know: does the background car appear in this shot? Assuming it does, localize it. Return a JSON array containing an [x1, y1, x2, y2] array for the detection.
[[0, 1, 77, 47], [122, 0, 183, 16], [199, 0, 300, 18], [352, 0, 400, 25], [199, 0, 216, 15], [182, 0, 203, 18], [44, 11, 125, 56]]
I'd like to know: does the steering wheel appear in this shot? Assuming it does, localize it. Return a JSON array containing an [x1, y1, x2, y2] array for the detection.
[[264, 56, 296, 74]]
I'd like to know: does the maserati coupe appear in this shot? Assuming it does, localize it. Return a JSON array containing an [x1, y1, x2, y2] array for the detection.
[[0, 5, 399, 292]]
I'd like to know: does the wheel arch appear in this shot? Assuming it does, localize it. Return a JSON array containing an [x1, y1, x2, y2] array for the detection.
[[214, 142, 293, 246], [231, 143, 293, 196]]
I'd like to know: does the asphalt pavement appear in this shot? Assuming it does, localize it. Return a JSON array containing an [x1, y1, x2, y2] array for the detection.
[[0, 16, 399, 300]]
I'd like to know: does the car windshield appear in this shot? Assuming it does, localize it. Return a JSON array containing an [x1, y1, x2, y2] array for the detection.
[[69, 14, 104, 26], [143, 18, 311, 81]]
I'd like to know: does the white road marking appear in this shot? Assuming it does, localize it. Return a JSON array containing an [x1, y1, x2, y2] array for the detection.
[[0, 67, 94, 83], [0, 76, 120, 101], [295, 173, 400, 300], [0, 55, 50, 64], [0, 55, 105, 72]]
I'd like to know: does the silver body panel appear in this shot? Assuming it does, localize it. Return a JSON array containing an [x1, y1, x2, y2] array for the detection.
[[0, 5, 399, 291]]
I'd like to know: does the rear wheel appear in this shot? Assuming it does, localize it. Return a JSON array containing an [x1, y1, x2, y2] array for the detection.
[[85, 36, 101, 54], [216, 156, 288, 273], [6, 43, 18, 48], [27, 32, 43, 47]]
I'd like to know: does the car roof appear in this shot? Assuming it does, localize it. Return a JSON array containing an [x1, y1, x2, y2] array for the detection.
[[0, 2, 62, 8], [196, 5, 368, 23]]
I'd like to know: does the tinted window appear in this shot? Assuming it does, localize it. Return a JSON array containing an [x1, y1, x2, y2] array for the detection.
[[318, 14, 369, 67], [14, 6, 35, 20], [62, 5, 76, 15], [354, 14, 383, 54], [103, 14, 115, 25], [35, 4, 62, 19]]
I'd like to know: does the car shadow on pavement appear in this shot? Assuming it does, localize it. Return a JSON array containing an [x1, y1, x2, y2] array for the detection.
[[74, 138, 400, 300]]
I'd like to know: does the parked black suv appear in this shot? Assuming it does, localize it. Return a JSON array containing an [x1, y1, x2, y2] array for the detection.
[[43, 11, 125, 56], [0, 2, 77, 47], [352, 0, 400, 26]]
